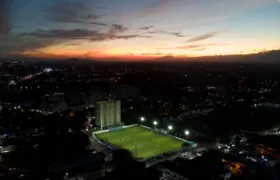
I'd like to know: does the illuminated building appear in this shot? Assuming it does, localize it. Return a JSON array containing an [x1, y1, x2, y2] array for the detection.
[[95, 100, 121, 129]]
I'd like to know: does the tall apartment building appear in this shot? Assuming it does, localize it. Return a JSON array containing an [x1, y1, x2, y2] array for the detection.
[[95, 100, 121, 129]]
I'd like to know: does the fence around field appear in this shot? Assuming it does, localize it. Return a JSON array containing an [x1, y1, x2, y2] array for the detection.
[[92, 124, 197, 165], [93, 124, 197, 149], [92, 124, 138, 151], [93, 124, 137, 134], [139, 124, 197, 147]]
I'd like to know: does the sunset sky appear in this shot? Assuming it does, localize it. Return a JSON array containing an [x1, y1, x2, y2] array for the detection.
[[1, 0, 280, 60]]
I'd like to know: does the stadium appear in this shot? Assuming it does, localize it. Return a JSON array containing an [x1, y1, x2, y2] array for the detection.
[[92, 124, 197, 162]]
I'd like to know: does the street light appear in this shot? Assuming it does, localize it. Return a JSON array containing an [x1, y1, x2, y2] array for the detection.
[[140, 117, 145, 122], [184, 130, 190, 136], [168, 125, 173, 130], [153, 121, 158, 126]]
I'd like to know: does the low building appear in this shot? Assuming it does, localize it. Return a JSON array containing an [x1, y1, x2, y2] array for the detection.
[[159, 151, 230, 180], [50, 153, 106, 180]]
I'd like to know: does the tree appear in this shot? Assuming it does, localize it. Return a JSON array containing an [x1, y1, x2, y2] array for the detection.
[[112, 149, 134, 167], [234, 136, 241, 147]]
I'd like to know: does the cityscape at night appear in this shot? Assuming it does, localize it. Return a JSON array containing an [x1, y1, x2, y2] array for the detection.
[[1, 0, 280, 180]]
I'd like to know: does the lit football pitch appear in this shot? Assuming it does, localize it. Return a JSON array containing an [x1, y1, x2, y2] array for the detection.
[[95, 126, 185, 159]]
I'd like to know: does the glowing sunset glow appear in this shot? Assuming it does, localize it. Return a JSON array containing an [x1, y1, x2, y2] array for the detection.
[[1, 0, 280, 61]]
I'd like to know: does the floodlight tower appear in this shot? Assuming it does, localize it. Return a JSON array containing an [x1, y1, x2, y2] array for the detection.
[[168, 125, 173, 131], [153, 120, 158, 127], [140, 117, 145, 122]]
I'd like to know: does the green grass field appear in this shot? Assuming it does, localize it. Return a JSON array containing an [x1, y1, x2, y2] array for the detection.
[[95, 126, 184, 159]]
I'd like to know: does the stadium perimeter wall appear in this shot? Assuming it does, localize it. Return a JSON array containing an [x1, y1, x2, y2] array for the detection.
[[92, 124, 197, 165], [139, 124, 197, 148], [93, 124, 137, 134], [93, 124, 197, 148], [92, 124, 138, 150]]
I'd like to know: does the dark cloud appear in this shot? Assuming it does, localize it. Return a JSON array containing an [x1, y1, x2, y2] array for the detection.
[[46, 1, 106, 26], [28, 50, 57, 57], [84, 14, 102, 20], [170, 32, 187, 38], [90, 22, 108, 26], [139, 26, 153, 30], [84, 50, 102, 57], [90, 34, 150, 42], [186, 31, 223, 42], [109, 24, 129, 34], [8, 22, 148, 56], [147, 30, 189, 38], [66, 42, 81, 46], [147, 31, 159, 34], [19, 29, 100, 39], [2, 29, 146, 57], [18, 28, 149, 42], [193, 48, 208, 51], [0, 35, 60, 57], [0, 0, 12, 35]]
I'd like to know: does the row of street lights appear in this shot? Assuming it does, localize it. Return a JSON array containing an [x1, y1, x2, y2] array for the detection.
[[140, 116, 190, 136]]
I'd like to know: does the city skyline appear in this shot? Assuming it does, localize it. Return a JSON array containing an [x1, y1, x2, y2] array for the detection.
[[1, 0, 280, 61]]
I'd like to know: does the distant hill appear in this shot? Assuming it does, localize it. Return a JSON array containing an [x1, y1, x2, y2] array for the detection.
[[192, 49, 280, 64], [154, 55, 177, 62], [151, 49, 280, 64], [2, 49, 280, 64]]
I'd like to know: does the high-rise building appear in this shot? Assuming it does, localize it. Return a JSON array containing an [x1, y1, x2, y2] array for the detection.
[[41, 92, 67, 114], [95, 100, 121, 129]]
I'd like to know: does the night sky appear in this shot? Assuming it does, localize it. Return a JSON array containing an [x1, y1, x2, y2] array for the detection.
[[1, 0, 280, 60]]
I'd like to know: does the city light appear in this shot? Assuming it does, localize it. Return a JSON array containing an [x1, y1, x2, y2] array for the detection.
[[44, 68, 53, 73], [168, 125, 173, 130], [184, 130, 190, 136], [153, 121, 158, 126], [140, 117, 145, 122]]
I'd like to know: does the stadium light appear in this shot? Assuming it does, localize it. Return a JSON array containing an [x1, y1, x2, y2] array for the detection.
[[153, 121, 158, 126], [168, 125, 173, 130], [184, 130, 190, 136], [140, 117, 145, 122]]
